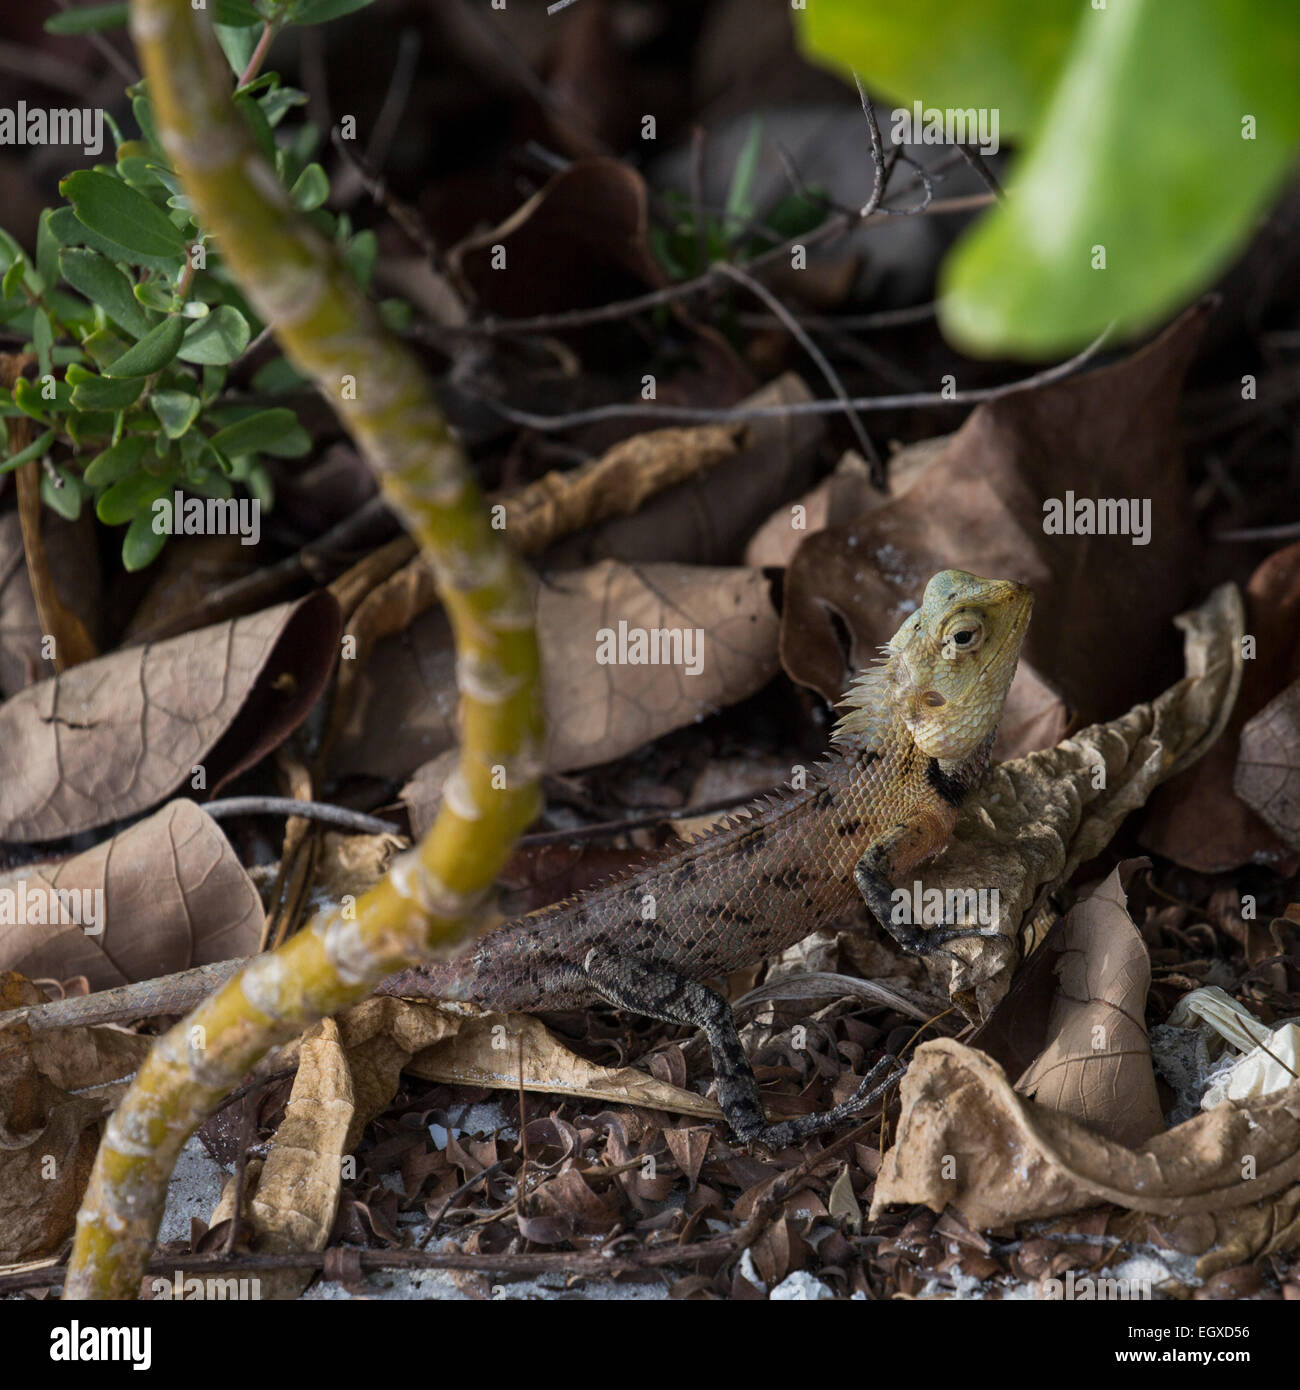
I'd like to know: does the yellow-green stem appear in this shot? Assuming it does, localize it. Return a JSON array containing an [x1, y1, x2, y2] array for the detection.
[[64, 0, 544, 1299]]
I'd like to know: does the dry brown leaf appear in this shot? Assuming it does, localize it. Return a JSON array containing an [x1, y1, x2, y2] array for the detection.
[[450, 157, 666, 316], [0, 799, 264, 990], [1115, 1186, 1300, 1281], [1143, 539, 1300, 872], [400, 1002, 724, 1123], [1014, 865, 1164, 1147], [914, 582, 1243, 1020], [230, 1017, 355, 1300], [780, 302, 1211, 743], [871, 1037, 1300, 1229], [0, 593, 339, 841], [1234, 679, 1300, 850], [0, 974, 145, 1262], [541, 374, 823, 571], [320, 425, 745, 765], [541, 560, 779, 767], [396, 560, 780, 831]]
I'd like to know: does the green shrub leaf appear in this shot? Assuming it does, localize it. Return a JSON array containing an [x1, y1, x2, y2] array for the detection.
[[67, 365, 145, 411], [152, 389, 202, 439], [96, 469, 173, 525], [0, 428, 55, 476], [208, 407, 309, 458], [178, 305, 251, 364], [41, 465, 85, 521], [122, 510, 169, 570], [61, 171, 188, 262], [102, 314, 186, 377], [59, 248, 153, 339], [84, 433, 151, 487], [44, 1, 128, 35]]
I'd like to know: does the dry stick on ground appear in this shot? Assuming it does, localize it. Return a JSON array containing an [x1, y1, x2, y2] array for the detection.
[[63, 0, 544, 1300]]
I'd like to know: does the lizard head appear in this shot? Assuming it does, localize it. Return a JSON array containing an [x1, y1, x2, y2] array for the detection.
[[836, 570, 1033, 761]]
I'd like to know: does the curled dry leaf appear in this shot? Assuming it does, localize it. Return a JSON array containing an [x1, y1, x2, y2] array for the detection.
[[1234, 678, 1300, 851], [1013, 865, 1164, 1148], [394, 1001, 724, 1124], [230, 1017, 356, 1301], [780, 301, 1212, 747], [545, 374, 822, 571], [0, 593, 340, 842], [871, 1037, 1300, 1231], [916, 581, 1244, 1020], [396, 560, 780, 833], [0, 799, 264, 990], [1143, 539, 1300, 872]]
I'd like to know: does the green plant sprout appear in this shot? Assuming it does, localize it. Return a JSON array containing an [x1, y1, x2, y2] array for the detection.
[[650, 119, 830, 282]]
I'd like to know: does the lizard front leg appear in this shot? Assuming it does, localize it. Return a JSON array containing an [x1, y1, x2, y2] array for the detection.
[[582, 949, 902, 1150], [854, 822, 996, 959]]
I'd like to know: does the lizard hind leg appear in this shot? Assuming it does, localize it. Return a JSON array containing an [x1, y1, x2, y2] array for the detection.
[[581, 948, 902, 1150]]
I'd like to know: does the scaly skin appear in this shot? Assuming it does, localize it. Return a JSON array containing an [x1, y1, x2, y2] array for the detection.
[[5, 572, 1031, 1146]]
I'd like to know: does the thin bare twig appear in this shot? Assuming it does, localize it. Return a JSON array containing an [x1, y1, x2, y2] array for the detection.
[[852, 74, 887, 218], [956, 143, 1006, 202], [49, 0, 137, 83], [203, 797, 399, 837], [738, 302, 937, 333], [410, 195, 990, 345], [716, 260, 882, 482], [479, 326, 1114, 431], [365, 27, 421, 171]]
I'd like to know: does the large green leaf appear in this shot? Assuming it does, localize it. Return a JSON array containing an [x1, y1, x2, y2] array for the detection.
[[940, 0, 1300, 356], [796, 0, 1079, 137], [798, 0, 1300, 358], [61, 171, 188, 262]]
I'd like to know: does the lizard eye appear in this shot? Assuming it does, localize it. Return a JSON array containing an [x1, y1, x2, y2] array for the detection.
[[944, 618, 984, 653]]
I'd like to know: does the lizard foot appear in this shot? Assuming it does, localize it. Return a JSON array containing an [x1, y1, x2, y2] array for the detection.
[[881, 917, 1000, 963], [582, 948, 904, 1150], [738, 1053, 905, 1152]]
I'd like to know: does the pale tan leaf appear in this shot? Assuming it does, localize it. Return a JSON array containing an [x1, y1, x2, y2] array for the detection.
[[234, 1017, 355, 1300], [0, 800, 264, 990], [1015, 865, 1164, 1146], [871, 1037, 1300, 1229], [1234, 679, 1300, 850], [402, 1002, 723, 1122], [0, 594, 339, 841]]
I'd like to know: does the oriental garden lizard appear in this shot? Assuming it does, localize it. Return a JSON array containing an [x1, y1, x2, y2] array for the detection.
[[0, 571, 1032, 1148]]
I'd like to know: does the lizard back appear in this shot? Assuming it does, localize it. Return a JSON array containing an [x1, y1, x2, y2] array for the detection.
[[383, 721, 966, 1012]]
